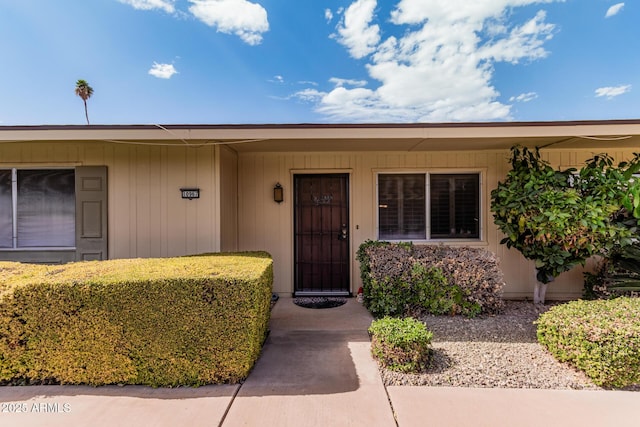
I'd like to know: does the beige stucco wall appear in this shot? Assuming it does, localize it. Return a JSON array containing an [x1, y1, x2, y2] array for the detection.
[[0, 141, 221, 259], [236, 148, 639, 300]]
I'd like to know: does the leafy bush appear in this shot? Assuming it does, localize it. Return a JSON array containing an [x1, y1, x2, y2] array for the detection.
[[536, 298, 640, 388], [491, 147, 640, 285], [369, 317, 432, 373], [357, 241, 503, 317], [0, 252, 273, 387], [584, 245, 640, 299]]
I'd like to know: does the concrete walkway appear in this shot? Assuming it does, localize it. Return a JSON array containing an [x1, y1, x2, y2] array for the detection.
[[1, 297, 639, 426], [221, 297, 396, 427]]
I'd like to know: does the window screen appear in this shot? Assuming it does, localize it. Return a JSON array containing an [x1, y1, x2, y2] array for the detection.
[[0, 170, 12, 248], [430, 174, 479, 239], [16, 170, 75, 247], [378, 174, 426, 240], [378, 172, 480, 241]]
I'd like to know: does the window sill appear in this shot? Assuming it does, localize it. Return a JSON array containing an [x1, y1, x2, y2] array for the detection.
[[0, 249, 76, 264], [380, 239, 489, 247], [0, 247, 76, 251]]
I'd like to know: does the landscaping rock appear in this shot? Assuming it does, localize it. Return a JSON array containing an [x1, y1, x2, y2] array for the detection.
[[379, 301, 599, 389]]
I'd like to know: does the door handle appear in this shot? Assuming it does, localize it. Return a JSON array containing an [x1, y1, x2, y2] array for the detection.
[[338, 224, 348, 241]]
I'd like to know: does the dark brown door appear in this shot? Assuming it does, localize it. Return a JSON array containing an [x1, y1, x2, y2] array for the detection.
[[294, 174, 349, 295]]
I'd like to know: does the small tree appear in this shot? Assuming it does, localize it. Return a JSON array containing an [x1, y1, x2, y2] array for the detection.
[[490, 146, 640, 303], [75, 79, 94, 125]]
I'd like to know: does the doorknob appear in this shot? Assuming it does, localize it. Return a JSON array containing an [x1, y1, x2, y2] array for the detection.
[[338, 224, 348, 241]]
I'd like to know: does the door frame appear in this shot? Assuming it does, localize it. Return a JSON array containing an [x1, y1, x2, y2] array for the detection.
[[291, 170, 353, 296]]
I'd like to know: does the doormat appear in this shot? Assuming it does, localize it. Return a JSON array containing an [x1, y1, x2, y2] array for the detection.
[[293, 297, 347, 309]]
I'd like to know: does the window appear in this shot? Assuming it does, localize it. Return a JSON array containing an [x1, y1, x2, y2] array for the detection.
[[0, 169, 76, 248], [430, 174, 479, 239], [378, 174, 426, 239], [0, 171, 11, 247], [378, 172, 480, 240]]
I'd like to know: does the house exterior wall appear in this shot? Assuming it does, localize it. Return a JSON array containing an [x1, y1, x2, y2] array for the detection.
[[218, 145, 238, 252], [2, 135, 637, 301], [237, 148, 639, 300], [0, 141, 221, 260]]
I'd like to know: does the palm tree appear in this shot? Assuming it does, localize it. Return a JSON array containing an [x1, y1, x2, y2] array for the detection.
[[75, 79, 94, 125]]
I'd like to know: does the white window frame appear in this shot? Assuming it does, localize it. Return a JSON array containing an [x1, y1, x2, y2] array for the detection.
[[375, 169, 485, 243]]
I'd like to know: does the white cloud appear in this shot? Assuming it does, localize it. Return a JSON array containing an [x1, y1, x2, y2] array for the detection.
[[118, 0, 176, 13], [148, 62, 178, 79], [306, 0, 562, 122], [605, 3, 624, 18], [595, 84, 631, 99], [325, 9, 334, 23], [334, 0, 380, 59], [509, 92, 538, 103], [329, 77, 368, 87], [294, 88, 326, 103], [119, 0, 267, 45], [479, 11, 555, 64], [188, 0, 269, 45]]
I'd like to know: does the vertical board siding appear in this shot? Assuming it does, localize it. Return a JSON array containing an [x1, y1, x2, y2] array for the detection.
[[4, 140, 639, 300], [237, 149, 640, 299], [0, 141, 220, 260], [219, 145, 238, 252], [135, 146, 151, 257], [194, 146, 216, 254], [167, 147, 187, 256], [148, 147, 163, 257], [112, 144, 133, 257]]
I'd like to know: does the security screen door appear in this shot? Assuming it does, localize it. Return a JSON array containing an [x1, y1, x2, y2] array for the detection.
[[294, 174, 349, 295]]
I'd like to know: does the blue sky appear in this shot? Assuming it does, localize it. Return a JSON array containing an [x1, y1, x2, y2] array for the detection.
[[0, 0, 637, 125]]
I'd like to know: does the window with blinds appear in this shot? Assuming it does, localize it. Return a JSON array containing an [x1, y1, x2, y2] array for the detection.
[[0, 170, 12, 248], [430, 174, 479, 238], [377, 172, 480, 240], [378, 174, 426, 240], [0, 169, 75, 248]]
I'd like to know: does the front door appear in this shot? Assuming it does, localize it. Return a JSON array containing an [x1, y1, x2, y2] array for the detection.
[[294, 174, 350, 295]]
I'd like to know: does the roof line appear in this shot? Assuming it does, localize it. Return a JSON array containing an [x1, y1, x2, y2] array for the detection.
[[2, 119, 640, 131]]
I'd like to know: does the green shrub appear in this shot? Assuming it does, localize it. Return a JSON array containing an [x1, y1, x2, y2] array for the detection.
[[369, 317, 432, 373], [584, 244, 640, 300], [365, 262, 480, 318], [0, 252, 273, 387], [536, 298, 640, 388], [357, 241, 501, 317], [365, 261, 445, 318]]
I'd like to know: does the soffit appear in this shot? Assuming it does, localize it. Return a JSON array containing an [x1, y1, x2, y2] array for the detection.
[[227, 135, 640, 152], [1, 121, 639, 153]]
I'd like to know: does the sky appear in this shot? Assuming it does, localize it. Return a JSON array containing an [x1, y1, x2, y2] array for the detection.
[[0, 0, 637, 125]]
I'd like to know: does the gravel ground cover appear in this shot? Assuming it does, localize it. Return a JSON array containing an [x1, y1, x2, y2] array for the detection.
[[379, 301, 601, 389]]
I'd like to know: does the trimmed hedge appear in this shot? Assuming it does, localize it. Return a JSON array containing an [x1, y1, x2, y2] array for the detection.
[[0, 252, 273, 387], [369, 317, 432, 373], [357, 241, 504, 318], [536, 298, 640, 388]]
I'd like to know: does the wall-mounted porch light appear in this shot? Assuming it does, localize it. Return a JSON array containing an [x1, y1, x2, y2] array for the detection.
[[273, 183, 284, 203]]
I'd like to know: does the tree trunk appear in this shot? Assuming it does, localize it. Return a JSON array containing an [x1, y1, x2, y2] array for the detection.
[[533, 282, 548, 304], [533, 268, 553, 304], [84, 101, 90, 125]]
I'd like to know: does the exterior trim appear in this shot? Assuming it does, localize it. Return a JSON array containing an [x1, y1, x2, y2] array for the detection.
[[373, 168, 487, 244], [3, 118, 640, 131]]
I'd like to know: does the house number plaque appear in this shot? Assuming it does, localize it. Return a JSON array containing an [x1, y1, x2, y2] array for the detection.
[[312, 194, 333, 206], [181, 188, 200, 200]]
